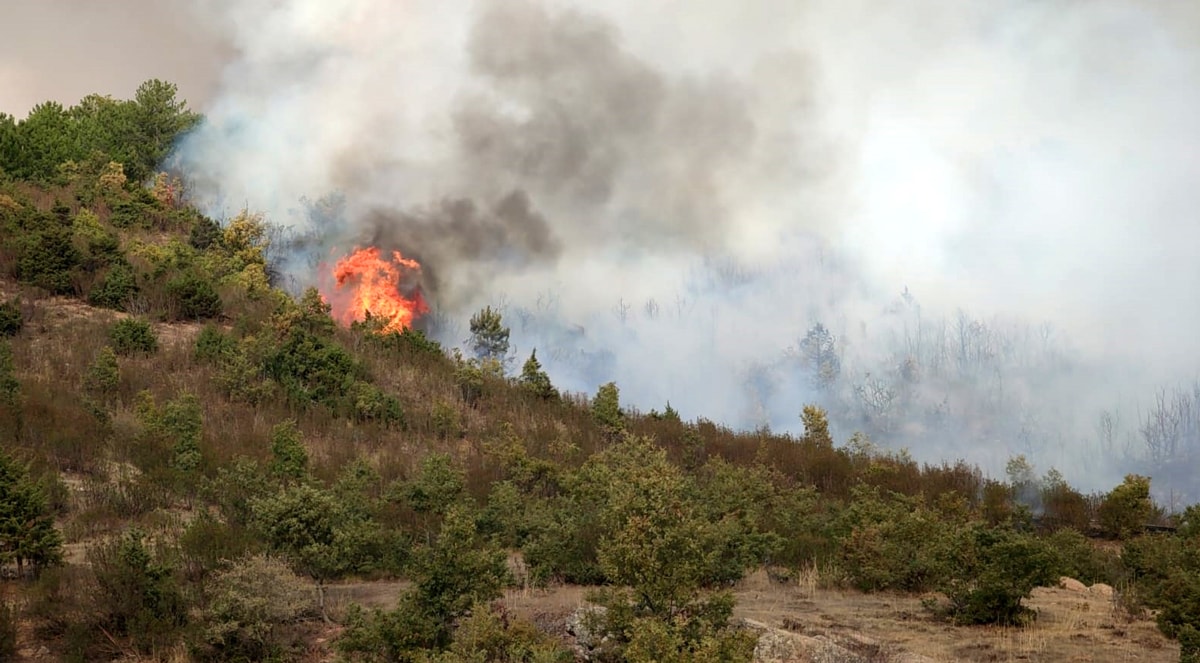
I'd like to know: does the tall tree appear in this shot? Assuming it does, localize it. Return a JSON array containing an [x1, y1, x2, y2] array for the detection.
[[468, 305, 510, 364], [122, 79, 201, 183], [12, 102, 78, 180], [519, 349, 557, 400], [0, 449, 63, 574], [798, 323, 840, 392]]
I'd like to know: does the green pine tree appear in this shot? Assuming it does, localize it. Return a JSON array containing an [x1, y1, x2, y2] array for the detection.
[[0, 449, 63, 574], [468, 306, 510, 364], [519, 349, 557, 400]]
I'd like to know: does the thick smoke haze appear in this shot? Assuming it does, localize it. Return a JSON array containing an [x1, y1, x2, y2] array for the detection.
[[15, 1, 1200, 497], [0, 1, 228, 116]]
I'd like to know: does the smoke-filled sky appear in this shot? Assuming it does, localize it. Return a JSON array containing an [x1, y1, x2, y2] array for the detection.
[[7, 0, 1200, 492]]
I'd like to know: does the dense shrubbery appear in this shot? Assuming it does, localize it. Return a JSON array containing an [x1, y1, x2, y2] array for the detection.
[[109, 317, 158, 355], [0, 297, 22, 336]]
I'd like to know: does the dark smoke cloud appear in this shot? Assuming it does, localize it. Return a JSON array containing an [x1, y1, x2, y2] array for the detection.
[[18, 0, 1200, 499], [359, 189, 562, 306]]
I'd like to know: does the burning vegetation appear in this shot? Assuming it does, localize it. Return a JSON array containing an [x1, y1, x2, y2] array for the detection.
[[326, 246, 429, 333]]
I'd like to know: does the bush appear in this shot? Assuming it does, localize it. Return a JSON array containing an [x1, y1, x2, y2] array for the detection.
[[194, 324, 236, 363], [167, 272, 222, 320], [1097, 474, 1153, 539], [83, 346, 120, 399], [0, 601, 16, 661], [337, 507, 508, 659], [191, 555, 315, 662], [264, 328, 362, 410], [88, 529, 187, 652], [1043, 528, 1121, 585], [109, 317, 158, 355], [0, 297, 22, 336], [438, 604, 573, 662], [15, 224, 80, 294], [0, 448, 64, 573], [834, 486, 957, 593], [88, 261, 138, 310], [189, 215, 223, 250], [347, 381, 405, 426], [939, 527, 1059, 626]]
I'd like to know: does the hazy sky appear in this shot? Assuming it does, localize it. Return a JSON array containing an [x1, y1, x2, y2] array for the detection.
[[0, 0, 227, 117]]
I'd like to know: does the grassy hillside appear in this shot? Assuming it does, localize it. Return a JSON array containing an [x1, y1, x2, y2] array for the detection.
[[1, 83, 1199, 663]]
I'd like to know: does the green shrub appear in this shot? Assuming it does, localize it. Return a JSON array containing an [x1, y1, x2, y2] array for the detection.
[[15, 224, 79, 294], [589, 588, 756, 663], [0, 448, 64, 573], [194, 324, 236, 363], [834, 486, 957, 592], [190, 555, 314, 662], [83, 346, 120, 398], [264, 328, 362, 410], [250, 482, 395, 618], [179, 512, 259, 582], [167, 272, 222, 320], [337, 507, 508, 659], [1097, 474, 1153, 539], [0, 298, 22, 336], [939, 527, 1059, 626], [0, 601, 15, 661], [88, 261, 138, 310], [109, 191, 158, 230], [87, 529, 187, 653], [348, 381, 405, 426], [189, 215, 223, 250], [438, 603, 573, 662], [109, 317, 158, 355], [592, 381, 623, 433], [1043, 528, 1121, 585], [431, 400, 462, 440], [268, 419, 309, 483]]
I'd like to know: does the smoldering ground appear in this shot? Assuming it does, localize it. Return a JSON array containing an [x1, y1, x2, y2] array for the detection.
[[16, 0, 1200, 498]]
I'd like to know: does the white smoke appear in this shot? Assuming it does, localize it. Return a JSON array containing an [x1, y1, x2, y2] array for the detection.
[[159, 0, 1200, 495]]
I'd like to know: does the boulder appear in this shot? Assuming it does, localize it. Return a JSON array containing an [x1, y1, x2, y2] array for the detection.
[[740, 619, 865, 663], [566, 605, 608, 660], [1059, 577, 1088, 593], [1089, 583, 1114, 598]]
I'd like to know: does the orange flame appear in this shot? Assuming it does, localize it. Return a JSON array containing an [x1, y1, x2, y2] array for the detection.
[[329, 246, 429, 333]]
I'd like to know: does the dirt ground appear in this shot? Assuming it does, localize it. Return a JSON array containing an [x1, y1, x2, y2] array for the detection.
[[318, 569, 1178, 663]]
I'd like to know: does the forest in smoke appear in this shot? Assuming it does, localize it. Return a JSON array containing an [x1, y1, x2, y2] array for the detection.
[[6, 3, 1200, 662], [160, 0, 1200, 499]]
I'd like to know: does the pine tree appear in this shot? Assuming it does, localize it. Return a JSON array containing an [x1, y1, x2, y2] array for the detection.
[[592, 382, 623, 437], [0, 341, 17, 408], [0, 450, 63, 574], [269, 419, 309, 483], [519, 349, 557, 400], [468, 306, 510, 364], [798, 323, 840, 391]]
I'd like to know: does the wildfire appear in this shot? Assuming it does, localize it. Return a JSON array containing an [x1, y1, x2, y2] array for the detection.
[[329, 246, 429, 333]]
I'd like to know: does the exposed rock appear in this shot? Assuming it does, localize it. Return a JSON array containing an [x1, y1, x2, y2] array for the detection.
[[740, 618, 865, 663], [1089, 583, 1114, 598], [566, 605, 608, 660], [1059, 577, 1089, 593]]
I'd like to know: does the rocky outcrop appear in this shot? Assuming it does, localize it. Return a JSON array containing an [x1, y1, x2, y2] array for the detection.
[[565, 605, 608, 660], [1059, 577, 1089, 593]]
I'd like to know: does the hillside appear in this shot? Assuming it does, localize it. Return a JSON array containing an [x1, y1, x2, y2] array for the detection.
[[1, 84, 1198, 663]]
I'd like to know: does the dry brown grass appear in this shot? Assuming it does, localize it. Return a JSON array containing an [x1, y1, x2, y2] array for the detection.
[[732, 570, 1178, 663], [312, 569, 1178, 663]]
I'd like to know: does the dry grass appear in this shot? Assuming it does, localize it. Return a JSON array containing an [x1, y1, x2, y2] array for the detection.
[[732, 570, 1178, 663], [312, 569, 1178, 663]]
